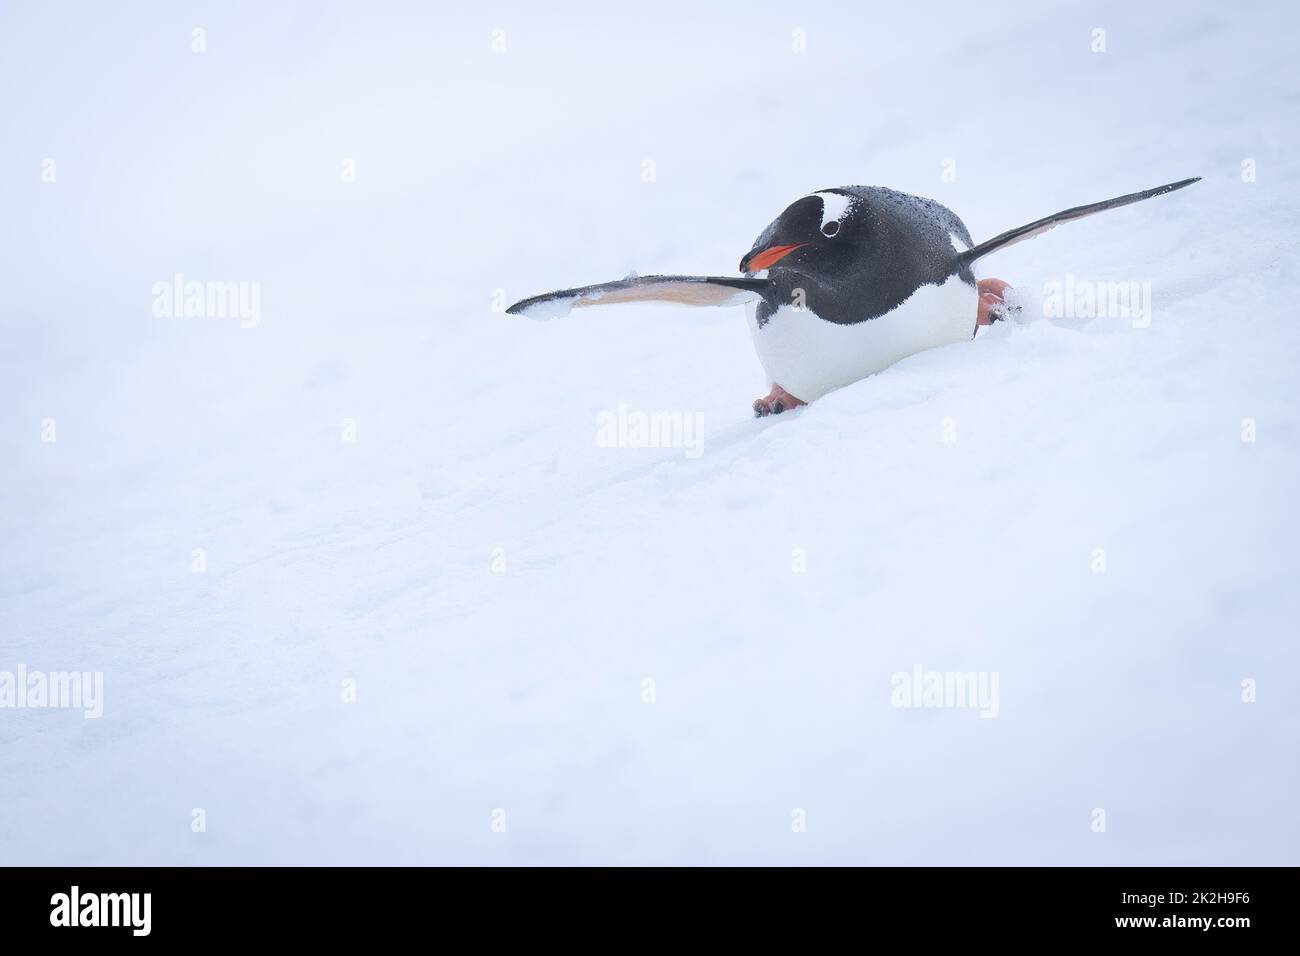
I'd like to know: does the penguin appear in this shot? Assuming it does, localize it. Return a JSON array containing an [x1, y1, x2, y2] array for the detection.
[[507, 177, 1199, 416]]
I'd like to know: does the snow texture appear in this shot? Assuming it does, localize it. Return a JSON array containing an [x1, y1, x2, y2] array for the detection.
[[1, 0, 1297, 864]]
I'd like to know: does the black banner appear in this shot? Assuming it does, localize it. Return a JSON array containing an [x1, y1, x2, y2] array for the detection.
[[0, 866, 1281, 942]]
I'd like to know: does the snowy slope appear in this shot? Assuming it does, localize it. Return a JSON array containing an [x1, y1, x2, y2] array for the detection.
[[1, 0, 1298, 864]]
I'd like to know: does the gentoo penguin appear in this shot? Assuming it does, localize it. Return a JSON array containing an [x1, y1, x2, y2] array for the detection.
[[507, 177, 1199, 415]]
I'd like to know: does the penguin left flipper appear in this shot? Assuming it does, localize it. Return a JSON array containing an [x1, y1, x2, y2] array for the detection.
[[506, 275, 770, 320]]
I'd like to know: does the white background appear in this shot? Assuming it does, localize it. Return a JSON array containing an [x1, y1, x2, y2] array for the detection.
[[2, 0, 1297, 863]]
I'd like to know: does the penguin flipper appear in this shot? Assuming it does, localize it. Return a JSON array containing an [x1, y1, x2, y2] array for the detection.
[[960, 177, 1200, 265], [506, 275, 770, 320]]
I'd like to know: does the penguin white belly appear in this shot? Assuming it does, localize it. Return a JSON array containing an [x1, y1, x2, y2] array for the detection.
[[747, 275, 978, 401]]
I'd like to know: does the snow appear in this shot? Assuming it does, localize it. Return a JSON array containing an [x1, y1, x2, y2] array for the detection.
[[1, 0, 1298, 865], [517, 294, 579, 321]]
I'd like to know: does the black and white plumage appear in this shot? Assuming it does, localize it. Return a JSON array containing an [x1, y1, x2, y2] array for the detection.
[[507, 177, 1199, 404]]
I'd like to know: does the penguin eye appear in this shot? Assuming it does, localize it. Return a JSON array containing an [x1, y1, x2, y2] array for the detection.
[[821, 220, 840, 237]]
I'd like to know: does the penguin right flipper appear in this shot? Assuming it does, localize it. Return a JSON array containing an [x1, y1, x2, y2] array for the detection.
[[960, 177, 1200, 265], [506, 275, 770, 320]]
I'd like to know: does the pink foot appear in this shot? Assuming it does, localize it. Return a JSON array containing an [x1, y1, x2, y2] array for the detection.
[[977, 278, 1014, 326], [752, 383, 807, 417]]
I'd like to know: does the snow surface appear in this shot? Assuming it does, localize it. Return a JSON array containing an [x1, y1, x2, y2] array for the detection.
[[2, 0, 1298, 865]]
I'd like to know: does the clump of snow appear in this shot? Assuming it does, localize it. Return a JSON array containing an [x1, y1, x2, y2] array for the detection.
[[1000, 282, 1037, 325], [516, 294, 577, 320]]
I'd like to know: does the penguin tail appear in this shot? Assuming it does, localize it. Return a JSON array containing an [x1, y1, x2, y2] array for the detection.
[[506, 275, 770, 320], [960, 177, 1200, 265]]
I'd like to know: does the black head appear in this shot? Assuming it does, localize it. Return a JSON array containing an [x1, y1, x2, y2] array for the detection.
[[738, 190, 860, 275], [739, 186, 974, 326]]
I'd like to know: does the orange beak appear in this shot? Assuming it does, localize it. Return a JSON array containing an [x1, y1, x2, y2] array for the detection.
[[742, 243, 806, 273]]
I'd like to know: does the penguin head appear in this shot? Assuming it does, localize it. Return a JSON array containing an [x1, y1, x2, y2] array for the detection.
[[740, 185, 970, 326], [739, 190, 862, 279]]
